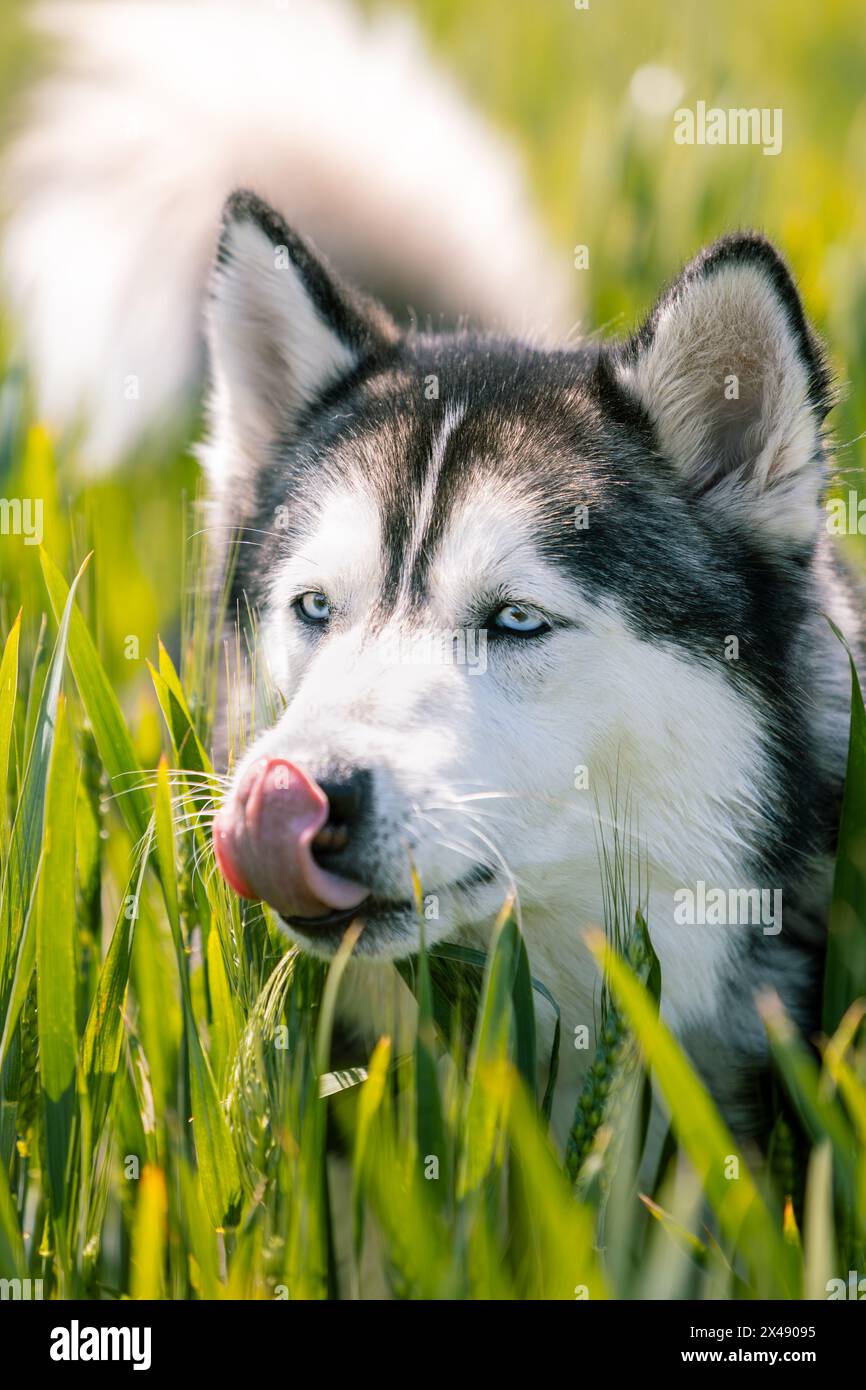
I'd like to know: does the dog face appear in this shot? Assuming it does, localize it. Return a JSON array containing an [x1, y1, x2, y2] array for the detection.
[[207, 192, 838, 971]]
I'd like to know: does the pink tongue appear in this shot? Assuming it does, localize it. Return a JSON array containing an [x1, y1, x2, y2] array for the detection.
[[213, 758, 370, 920]]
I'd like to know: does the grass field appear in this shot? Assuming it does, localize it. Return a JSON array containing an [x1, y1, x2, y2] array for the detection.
[[1, 0, 866, 1300]]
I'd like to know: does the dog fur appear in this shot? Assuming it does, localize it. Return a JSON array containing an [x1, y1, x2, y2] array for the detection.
[[1, 0, 569, 467], [204, 191, 859, 1141]]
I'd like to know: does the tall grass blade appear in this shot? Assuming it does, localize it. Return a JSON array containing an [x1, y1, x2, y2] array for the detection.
[[0, 608, 21, 854], [130, 1165, 168, 1299], [40, 548, 151, 849], [588, 928, 792, 1296], [154, 758, 241, 1228], [459, 900, 524, 1196], [802, 1141, 837, 1301], [824, 618, 866, 1032], [82, 824, 153, 1134], [35, 693, 79, 1279], [0, 1158, 26, 1281], [2, 555, 88, 955]]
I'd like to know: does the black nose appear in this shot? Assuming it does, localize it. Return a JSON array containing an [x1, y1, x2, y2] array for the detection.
[[312, 767, 372, 871]]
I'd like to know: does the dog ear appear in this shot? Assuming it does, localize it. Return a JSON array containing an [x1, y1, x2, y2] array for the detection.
[[204, 190, 397, 471], [614, 234, 833, 548]]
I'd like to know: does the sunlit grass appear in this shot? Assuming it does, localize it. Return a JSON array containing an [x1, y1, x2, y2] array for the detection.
[[0, 424, 864, 1297]]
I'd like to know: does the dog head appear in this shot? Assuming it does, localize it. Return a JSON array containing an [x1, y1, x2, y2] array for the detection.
[[207, 191, 835, 960]]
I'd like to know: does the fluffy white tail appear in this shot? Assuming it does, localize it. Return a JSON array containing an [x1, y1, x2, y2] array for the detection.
[[1, 0, 572, 467]]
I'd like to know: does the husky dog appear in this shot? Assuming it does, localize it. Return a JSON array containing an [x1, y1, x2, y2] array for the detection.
[[207, 191, 858, 1138]]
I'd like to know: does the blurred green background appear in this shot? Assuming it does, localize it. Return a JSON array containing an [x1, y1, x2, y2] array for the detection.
[[1, 0, 865, 705]]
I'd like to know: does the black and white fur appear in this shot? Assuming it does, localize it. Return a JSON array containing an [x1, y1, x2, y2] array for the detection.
[[205, 191, 858, 1139]]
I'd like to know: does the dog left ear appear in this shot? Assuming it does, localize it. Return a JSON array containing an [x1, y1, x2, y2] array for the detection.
[[204, 190, 397, 475], [615, 234, 833, 548]]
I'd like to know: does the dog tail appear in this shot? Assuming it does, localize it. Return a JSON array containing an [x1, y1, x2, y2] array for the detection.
[[1, 0, 572, 469]]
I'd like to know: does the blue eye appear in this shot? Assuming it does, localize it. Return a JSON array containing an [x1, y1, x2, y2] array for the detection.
[[489, 603, 550, 636], [295, 591, 331, 624]]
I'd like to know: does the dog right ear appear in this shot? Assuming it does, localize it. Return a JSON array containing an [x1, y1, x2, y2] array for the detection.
[[613, 233, 832, 551], [204, 190, 397, 476]]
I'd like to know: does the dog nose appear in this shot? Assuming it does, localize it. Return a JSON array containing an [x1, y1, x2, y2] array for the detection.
[[312, 768, 372, 869], [212, 758, 370, 923]]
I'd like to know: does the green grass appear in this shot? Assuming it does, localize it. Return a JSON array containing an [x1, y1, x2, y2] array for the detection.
[[0, 450, 863, 1297], [1, 0, 866, 1300]]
